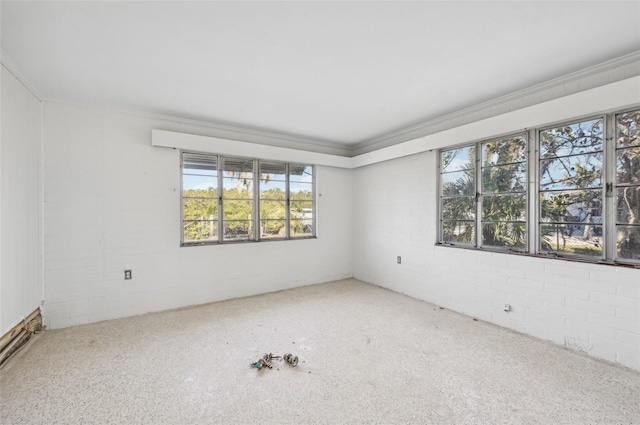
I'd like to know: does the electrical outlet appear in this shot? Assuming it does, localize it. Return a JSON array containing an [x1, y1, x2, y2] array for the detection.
[[124, 270, 132, 280], [397, 256, 401, 264]]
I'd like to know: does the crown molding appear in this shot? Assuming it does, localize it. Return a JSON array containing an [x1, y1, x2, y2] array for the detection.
[[352, 76, 640, 168], [352, 50, 640, 156], [144, 109, 352, 156], [1, 49, 44, 102], [43, 98, 353, 157], [153, 129, 353, 169], [153, 76, 640, 170]]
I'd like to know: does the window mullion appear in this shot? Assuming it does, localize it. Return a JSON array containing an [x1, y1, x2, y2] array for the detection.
[[530, 129, 540, 254], [285, 163, 291, 239], [604, 115, 616, 261], [475, 143, 481, 247], [253, 159, 259, 241], [217, 155, 223, 243]]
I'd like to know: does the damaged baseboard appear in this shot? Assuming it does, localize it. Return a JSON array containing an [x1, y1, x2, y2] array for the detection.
[[0, 308, 43, 369]]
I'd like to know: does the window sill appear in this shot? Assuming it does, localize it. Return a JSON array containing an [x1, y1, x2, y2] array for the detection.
[[181, 236, 317, 247]]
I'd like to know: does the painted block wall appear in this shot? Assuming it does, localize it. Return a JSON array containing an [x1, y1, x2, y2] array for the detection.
[[353, 141, 640, 371], [0, 66, 42, 335], [42, 101, 353, 329]]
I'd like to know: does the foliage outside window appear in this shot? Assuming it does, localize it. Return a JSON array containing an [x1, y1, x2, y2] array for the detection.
[[539, 118, 604, 257], [482, 136, 527, 249], [439, 135, 527, 248], [438, 108, 640, 264], [616, 111, 640, 261], [440, 145, 476, 245], [183, 153, 218, 243], [182, 152, 315, 245], [222, 157, 255, 241]]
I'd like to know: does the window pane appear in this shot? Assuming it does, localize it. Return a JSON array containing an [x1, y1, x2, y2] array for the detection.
[[482, 194, 526, 222], [291, 200, 313, 215], [223, 221, 253, 241], [482, 136, 526, 166], [290, 182, 313, 197], [616, 226, 640, 260], [482, 222, 526, 248], [222, 157, 255, 241], [183, 175, 218, 193], [183, 186, 217, 201], [441, 146, 475, 173], [223, 200, 253, 220], [442, 221, 475, 244], [183, 198, 217, 220], [223, 157, 254, 198], [290, 199, 313, 237], [289, 165, 314, 238], [540, 118, 603, 158], [289, 165, 313, 184], [482, 163, 526, 193], [223, 157, 253, 173], [441, 170, 475, 196], [442, 197, 475, 220], [183, 153, 217, 175], [223, 177, 254, 196], [617, 147, 640, 185], [540, 190, 602, 223], [184, 220, 218, 242], [291, 219, 313, 237], [616, 110, 640, 148], [259, 161, 286, 182], [540, 153, 603, 191], [540, 224, 602, 257], [260, 181, 286, 199], [260, 200, 286, 220], [260, 220, 286, 239], [616, 187, 640, 224], [182, 153, 219, 244]]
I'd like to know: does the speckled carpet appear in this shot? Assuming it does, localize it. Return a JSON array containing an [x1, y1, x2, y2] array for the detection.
[[1, 279, 639, 424]]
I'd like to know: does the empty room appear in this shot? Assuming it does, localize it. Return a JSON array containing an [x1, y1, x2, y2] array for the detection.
[[1, 1, 639, 424]]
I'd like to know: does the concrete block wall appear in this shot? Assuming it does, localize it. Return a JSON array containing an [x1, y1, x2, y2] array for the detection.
[[43, 102, 353, 329], [36, 73, 640, 372], [0, 66, 43, 336], [353, 151, 640, 370]]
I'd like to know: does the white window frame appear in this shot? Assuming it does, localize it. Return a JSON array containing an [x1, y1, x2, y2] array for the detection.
[[437, 107, 640, 266], [536, 115, 606, 261], [181, 152, 316, 246], [438, 132, 528, 252]]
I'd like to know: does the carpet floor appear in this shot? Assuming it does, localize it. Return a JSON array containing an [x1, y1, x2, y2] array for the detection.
[[1, 278, 639, 424]]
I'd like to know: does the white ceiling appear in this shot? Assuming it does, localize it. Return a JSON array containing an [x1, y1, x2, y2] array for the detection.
[[2, 1, 640, 148]]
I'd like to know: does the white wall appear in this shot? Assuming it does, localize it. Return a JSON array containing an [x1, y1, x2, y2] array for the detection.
[[36, 72, 640, 371], [0, 65, 43, 335], [43, 102, 353, 329], [353, 94, 640, 371]]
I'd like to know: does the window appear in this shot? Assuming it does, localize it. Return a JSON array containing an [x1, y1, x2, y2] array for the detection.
[[438, 108, 640, 264], [259, 161, 287, 239], [616, 110, 640, 261], [439, 134, 527, 249], [259, 162, 315, 239], [289, 164, 315, 238], [539, 118, 604, 257], [440, 145, 476, 245], [182, 153, 219, 243], [222, 157, 255, 241], [481, 135, 527, 249], [181, 152, 315, 245]]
